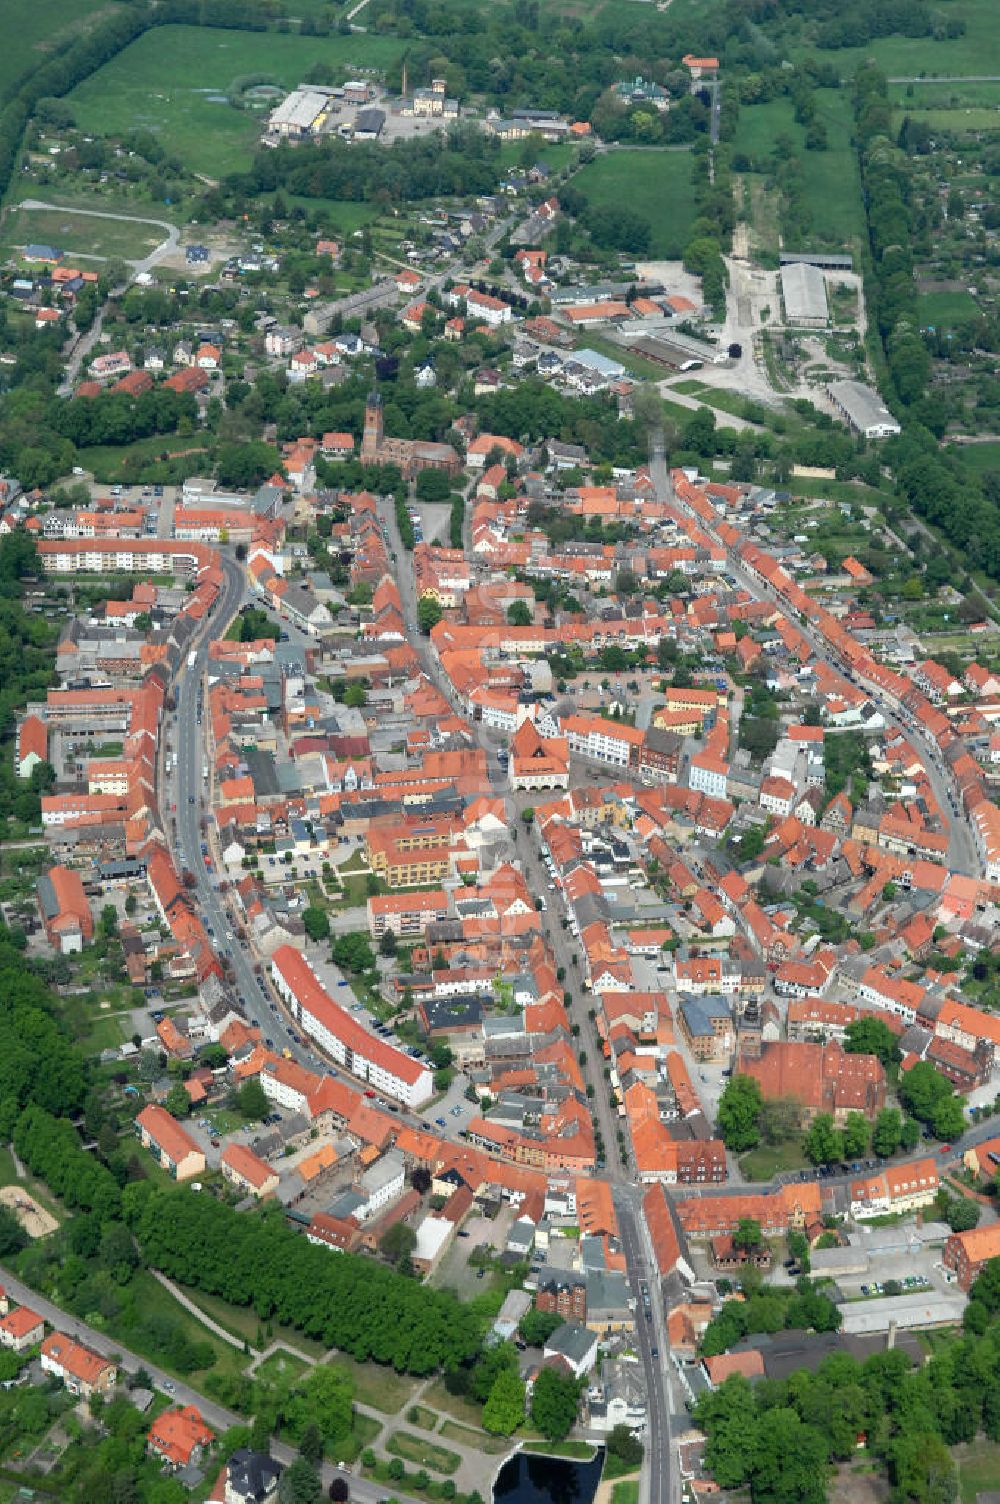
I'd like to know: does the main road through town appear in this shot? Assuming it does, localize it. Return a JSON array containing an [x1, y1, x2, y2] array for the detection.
[[377, 499, 677, 1504], [164, 553, 302, 1061]]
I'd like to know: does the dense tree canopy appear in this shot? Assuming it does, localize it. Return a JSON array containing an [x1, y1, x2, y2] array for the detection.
[[128, 1188, 481, 1374]]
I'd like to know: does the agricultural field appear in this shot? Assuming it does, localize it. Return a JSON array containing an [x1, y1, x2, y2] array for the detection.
[[66, 25, 407, 180], [0, 0, 124, 104], [735, 89, 864, 251], [574, 148, 698, 258], [1, 204, 169, 263]]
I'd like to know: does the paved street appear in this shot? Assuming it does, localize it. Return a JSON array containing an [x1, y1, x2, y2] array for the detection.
[[376, 500, 678, 1504]]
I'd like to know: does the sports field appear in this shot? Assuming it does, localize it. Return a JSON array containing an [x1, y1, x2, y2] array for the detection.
[[67, 25, 406, 180], [574, 148, 698, 259], [736, 89, 863, 250]]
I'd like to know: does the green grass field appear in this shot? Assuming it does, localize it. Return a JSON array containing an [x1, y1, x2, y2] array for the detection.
[[438, 1420, 509, 1456], [957, 442, 1000, 475], [574, 148, 698, 259], [67, 26, 406, 179], [954, 1440, 1000, 1503], [792, 0, 999, 78], [1, 0, 124, 104], [739, 1141, 809, 1181], [917, 290, 982, 327], [254, 1349, 311, 1387], [890, 79, 1000, 107], [893, 106, 1000, 132], [1, 205, 167, 262], [386, 1433, 460, 1475], [736, 90, 863, 250]]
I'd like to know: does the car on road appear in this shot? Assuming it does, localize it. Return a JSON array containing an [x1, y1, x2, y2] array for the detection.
[[436, 1117, 446, 1127], [650, 1347, 658, 1359], [163, 1380, 175, 1394], [210, 1137, 220, 1148]]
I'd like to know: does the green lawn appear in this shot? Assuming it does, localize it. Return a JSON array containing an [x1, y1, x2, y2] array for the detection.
[[67, 26, 406, 179], [254, 1349, 311, 1387], [954, 1439, 1000, 1503], [917, 290, 982, 328], [574, 149, 698, 258], [423, 1382, 490, 1430], [791, 0, 999, 78], [79, 1012, 127, 1055], [1, 206, 167, 263], [611, 1481, 640, 1504], [80, 436, 212, 485], [893, 106, 1000, 133], [386, 1432, 460, 1475], [328, 1352, 419, 1414], [0, 0, 124, 103], [523, 1440, 597, 1459], [102, 1270, 245, 1380], [179, 1286, 331, 1361], [736, 90, 863, 250], [889, 79, 1000, 108], [405, 1405, 440, 1433], [957, 442, 1000, 475], [739, 1140, 810, 1181], [438, 1420, 510, 1456]]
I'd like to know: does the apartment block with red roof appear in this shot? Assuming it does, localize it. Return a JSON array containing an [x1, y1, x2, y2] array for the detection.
[[366, 889, 449, 938], [849, 1156, 939, 1220], [270, 946, 433, 1107], [135, 1105, 206, 1181]]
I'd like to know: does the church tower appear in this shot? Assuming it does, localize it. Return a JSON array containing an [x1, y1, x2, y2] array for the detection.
[[362, 388, 383, 462]]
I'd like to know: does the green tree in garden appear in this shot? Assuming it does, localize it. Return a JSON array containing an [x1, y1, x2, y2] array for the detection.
[[716, 1075, 762, 1151], [482, 1368, 526, 1435], [872, 1107, 902, 1158], [417, 597, 443, 634], [164, 1083, 190, 1119], [804, 1114, 841, 1165], [234, 1078, 269, 1121], [303, 907, 330, 943], [530, 1366, 580, 1441], [841, 1112, 870, 1160]]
